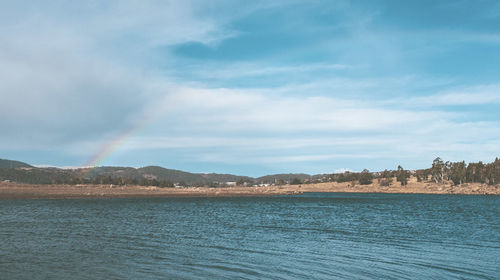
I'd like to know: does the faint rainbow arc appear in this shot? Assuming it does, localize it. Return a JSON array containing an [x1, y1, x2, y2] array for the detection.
[[84, 117, 153, 167]]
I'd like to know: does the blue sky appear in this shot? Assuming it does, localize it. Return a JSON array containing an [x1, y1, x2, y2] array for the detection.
[[1, 0, 499, 176]]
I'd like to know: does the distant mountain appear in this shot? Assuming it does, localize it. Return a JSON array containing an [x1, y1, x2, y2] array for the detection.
[[0, 159, 32, 169], [138, 166, 208, 185], [0, 158, 321, 186], [136, 167, 254, 185], [74, 166, 208, 185], [0, 166, 74, 184], [79, 166, 143, 180]]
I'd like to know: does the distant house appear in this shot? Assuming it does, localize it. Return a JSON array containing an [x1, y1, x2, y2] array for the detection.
[[225, 182, 237, 187]]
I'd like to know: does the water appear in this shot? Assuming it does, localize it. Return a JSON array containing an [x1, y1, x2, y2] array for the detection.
[[1, 193, 499, 279]]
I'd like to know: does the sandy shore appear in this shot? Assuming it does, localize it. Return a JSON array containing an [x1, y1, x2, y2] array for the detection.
[[288, 178, 500, 195], [1, 177, 498, 199], [0, 182, 296, 199]]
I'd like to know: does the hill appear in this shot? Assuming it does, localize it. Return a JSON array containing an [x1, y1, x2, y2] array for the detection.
[[0, 159, 32, 169], [0, 158, 333, 185], [0, 159, 256, 186], [138, 166, 208, 185]]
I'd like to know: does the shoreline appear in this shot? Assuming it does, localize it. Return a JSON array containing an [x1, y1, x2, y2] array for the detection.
[[0, 183, 290, 199], [1, 178, 499, 199]]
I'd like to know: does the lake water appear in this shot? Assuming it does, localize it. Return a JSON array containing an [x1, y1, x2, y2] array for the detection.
[[1, 193, 499, 279]]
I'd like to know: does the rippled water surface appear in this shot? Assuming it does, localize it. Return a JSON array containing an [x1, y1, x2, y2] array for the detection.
[[1, 193, 499, 279]]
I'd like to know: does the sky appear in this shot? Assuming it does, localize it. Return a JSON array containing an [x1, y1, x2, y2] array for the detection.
[[1, 0, 499, 176]]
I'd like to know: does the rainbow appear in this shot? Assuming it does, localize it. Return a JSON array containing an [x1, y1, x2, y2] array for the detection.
[[84, 115, 156, 167]]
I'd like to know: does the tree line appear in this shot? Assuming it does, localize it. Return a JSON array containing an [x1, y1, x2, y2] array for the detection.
[[288, 157, 500, 187], [325, 165, 410, 186], [0, 168, 175, 187], [1, 157, 499, 187], [416, 157, 500, 186]]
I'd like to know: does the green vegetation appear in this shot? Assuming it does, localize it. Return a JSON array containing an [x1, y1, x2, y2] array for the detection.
[[290, 178, 302, 185], [1, 157, 499, 188], [359, 169, 373, 185], [427, 157, 500, 186], [0, 159, 32, 169], [257, 173, 311, 184], [333, 171, 358, 183], [396, 165, 410, 186], [378, 169, 393, 187]]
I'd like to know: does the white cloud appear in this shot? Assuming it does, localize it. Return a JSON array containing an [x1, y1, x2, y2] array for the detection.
[[156, 86, 449, 133], [0, 1, 234, 148], [102, 85, 500, 170], [405, 84, 500, 106], [121, 135, 397, 151], [181, 62, 352, 80]]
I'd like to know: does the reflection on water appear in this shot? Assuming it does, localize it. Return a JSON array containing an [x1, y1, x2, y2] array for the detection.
[[1, 193, 499, 279]]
